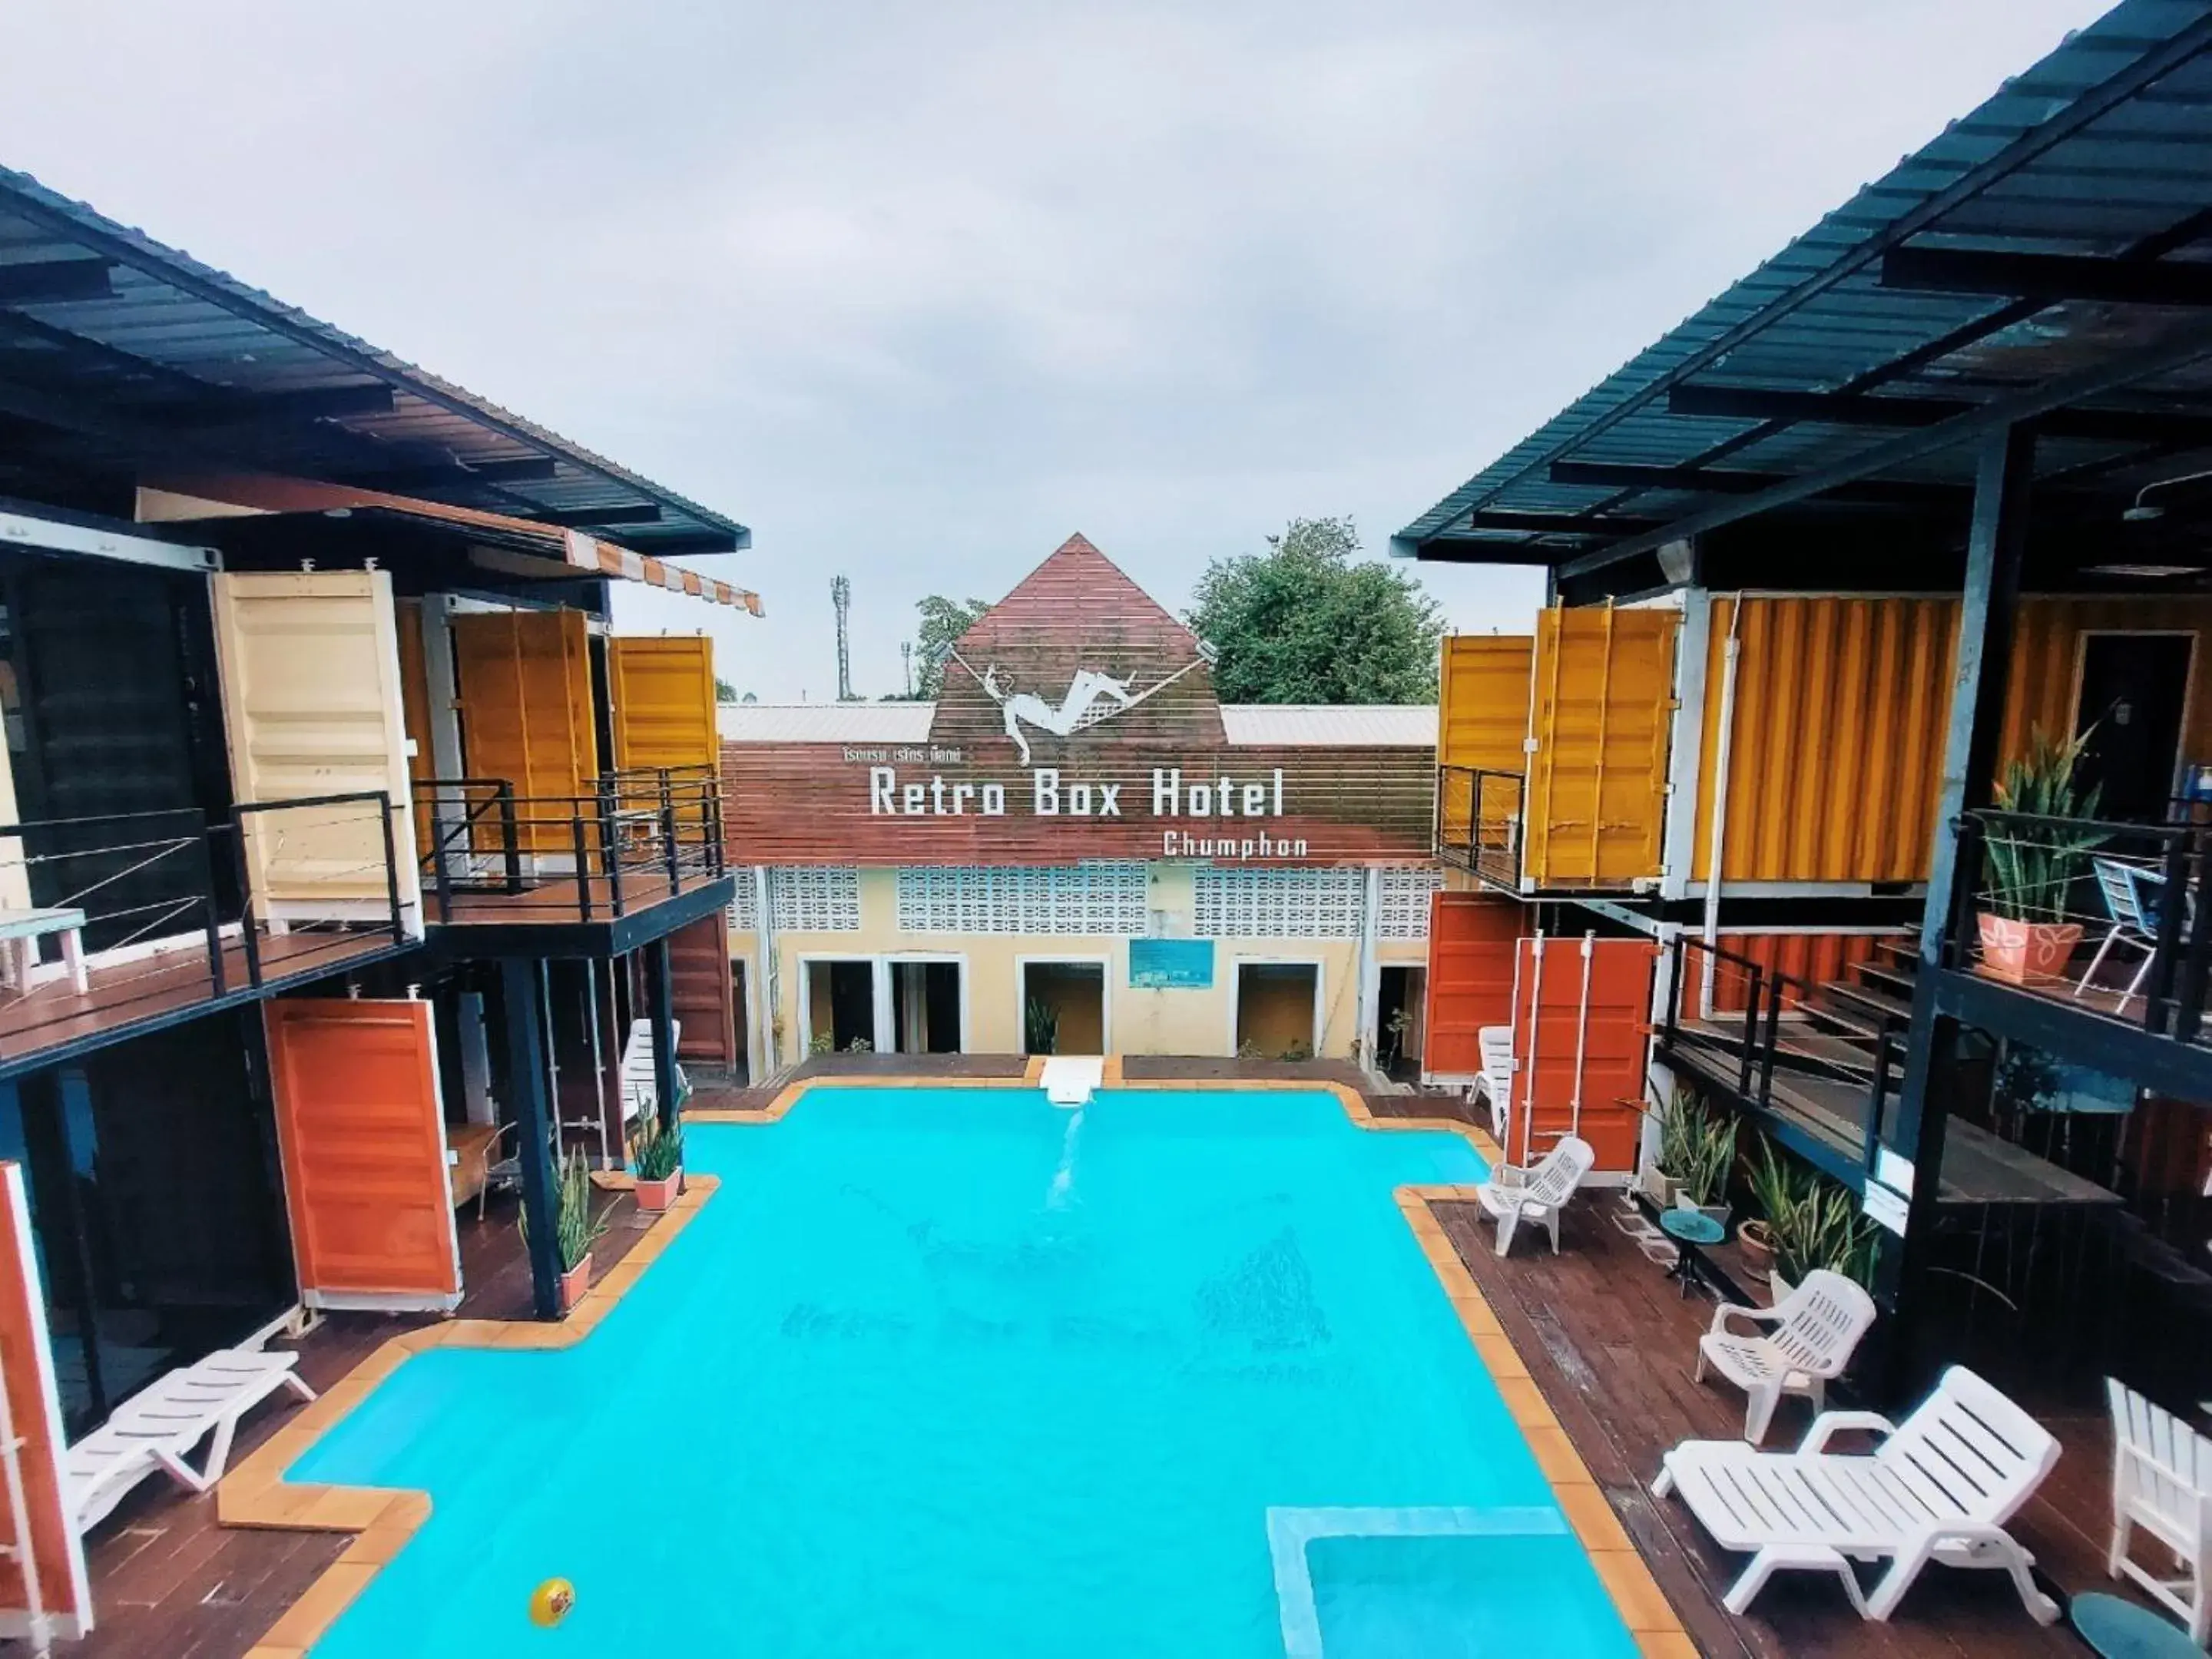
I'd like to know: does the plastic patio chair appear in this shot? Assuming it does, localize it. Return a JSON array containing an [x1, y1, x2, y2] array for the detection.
[[2106, 1375, 2210, 1644], [2078, 859, 2184, 1014], [1695, 1269, 1878, 1443]]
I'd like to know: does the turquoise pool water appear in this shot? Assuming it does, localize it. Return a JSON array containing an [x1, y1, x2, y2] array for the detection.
[[289, 1088, 1638, 1657]]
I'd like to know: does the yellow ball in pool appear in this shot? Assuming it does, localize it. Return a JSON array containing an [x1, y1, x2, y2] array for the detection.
[[528, 1578, 575, 1628]]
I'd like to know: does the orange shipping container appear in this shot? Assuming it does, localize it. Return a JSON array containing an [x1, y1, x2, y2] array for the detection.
[[1421, 892, 1523, 1078], [1506, 933, 1652, 1173]]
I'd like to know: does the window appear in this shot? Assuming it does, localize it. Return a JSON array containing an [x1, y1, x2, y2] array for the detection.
[[897, 866, 1147, 935], [1194, 869, 1364, 938]]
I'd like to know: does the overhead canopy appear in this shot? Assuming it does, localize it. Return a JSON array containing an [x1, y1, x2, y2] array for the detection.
[[1396, 2, 2212, 598], [0, 165, 749, 558], [141, 475, 763, 614]]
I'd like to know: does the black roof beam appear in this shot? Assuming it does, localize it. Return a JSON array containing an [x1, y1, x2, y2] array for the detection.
[[1667, 383, 2212, 446], [1882, 245, 2212, 308], [1461, 509, 1666, 535], [0, 259, 116, 307], [341, 455, 560, 489], [1548, 460, 1963, 508]]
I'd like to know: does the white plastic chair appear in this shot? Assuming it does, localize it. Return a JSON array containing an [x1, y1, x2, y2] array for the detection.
[[68, 1349, 316, 1533], [2107, 1376, 2210, 1643], [619, 1018, 687, 1123], [1474, 1134, 1594, 1257], [1696, 1269, 1878, 1443], [1469, 1025, 1515, 1143], [1653, 1364, 2061, 1624], [2078, 859, 2180, 1014]]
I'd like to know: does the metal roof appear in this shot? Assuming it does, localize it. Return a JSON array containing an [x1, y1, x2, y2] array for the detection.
[[1217, 705, 1439, 747], [0, 166, 749, 557], [1396, 1, 2212, 584], [718, 703, 939, 743]]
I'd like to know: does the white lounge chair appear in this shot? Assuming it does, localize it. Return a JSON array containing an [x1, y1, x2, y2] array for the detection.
[[1469, 1025, 1515, 1143], [1472, 1134, 1594, 1257], [1697, 1269, 1878, 1444], [68, 1348, 316, 1533], [1653, 1364, 2061, 1624], [2106, 1375, 2210, 1643], [619, 1018, 687, 1123]]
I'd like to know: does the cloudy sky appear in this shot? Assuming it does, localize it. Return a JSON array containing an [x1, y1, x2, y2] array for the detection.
[[5, 1, 2107, 700]]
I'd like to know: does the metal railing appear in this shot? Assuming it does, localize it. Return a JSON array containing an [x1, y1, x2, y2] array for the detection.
[[1945, 808, 2212, 1045], [1658, 933, 1904, 1179], [0, 793, 408, 1058], [414, 765, 727, 925], [1435, 765, 1525, 890]]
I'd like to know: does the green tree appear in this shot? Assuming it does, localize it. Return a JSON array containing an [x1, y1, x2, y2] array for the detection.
[[1185, 517, 1442, 704], [909, 594, 990, 697], [714, 676, 740, 704]]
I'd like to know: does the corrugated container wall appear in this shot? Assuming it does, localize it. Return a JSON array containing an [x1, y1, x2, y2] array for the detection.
[[1691, 596, 1955, 885], [1438, 635, 1532, 772], [1525, 607, 1677, 888], [2000, 596, 2212, 772]]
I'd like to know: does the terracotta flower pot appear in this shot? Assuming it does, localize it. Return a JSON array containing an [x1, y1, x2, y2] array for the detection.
[[1738, 1219, 1776, 1274], [1975, 912, 2083, 986], [558, 1256, 592, 1313], [634, 1169, 683, 1214]]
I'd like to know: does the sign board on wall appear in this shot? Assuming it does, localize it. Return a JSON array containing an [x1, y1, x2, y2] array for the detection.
[[721, 537, 1437, 867], [1130, 939, 1214, 989]]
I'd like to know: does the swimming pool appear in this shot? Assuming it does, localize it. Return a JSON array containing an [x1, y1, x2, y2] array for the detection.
[[285, 1086, 1641, 1656]]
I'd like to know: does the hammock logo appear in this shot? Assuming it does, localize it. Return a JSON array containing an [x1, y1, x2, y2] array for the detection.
[[953, 640, 1216, 767]]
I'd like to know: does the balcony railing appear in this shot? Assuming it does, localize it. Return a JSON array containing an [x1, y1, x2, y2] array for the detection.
[[1435, 765, 1525, 891], [0, 793, 409, 1069], [414, 764, 727, 926], [1943, 808, 2212, 1048]]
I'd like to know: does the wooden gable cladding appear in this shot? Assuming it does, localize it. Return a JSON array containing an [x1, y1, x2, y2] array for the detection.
[[929, 535, 1227, 758]]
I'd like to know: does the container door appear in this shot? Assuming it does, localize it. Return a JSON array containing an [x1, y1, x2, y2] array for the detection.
[[1439, 634, 1534, 773], [1420, 892, 1522, 1081], [210, 571, 422, 931], [263, 998, 461, 1311], [667, 912, 738, 1072], [609, 636, 717, 772], [452, 610, 598, 852], [1508, 934, 1654, 1173], [1524, 607, 1677, 888]]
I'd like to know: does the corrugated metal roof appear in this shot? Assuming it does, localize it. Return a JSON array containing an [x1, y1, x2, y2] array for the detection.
[[0, 166, 749, 558], [1396, 1, 2212, 573], [1219, 705, 1439, 747], [718, 703, 938, 743]]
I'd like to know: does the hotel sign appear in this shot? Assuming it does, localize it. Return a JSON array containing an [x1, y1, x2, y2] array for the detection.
[[721, 535, 1435, 868]]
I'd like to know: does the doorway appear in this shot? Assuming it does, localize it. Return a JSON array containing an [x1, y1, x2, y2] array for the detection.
[[1236, 962, 1320, 1059], [1020, 960, 1105, 1055], [889, 960, 962, 1054], [2075, 633, 2190, 820], [804, 959, 876, 1053], [1376, 965, 1426, 1081]]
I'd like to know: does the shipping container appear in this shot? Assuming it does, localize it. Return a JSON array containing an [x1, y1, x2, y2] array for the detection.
[[610, 635, 718, 773], [1505, 932, 1652, 1173], [1421, 891, 1522, 1078], [451, 608, 599, 849], [1524, 606, 1677, 888], [1692, 595, 1955, 886]]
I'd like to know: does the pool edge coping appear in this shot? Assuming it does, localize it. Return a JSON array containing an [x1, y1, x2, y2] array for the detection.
[[222, 1075, 1692, 1658], [217, 1173, 718, 1657]]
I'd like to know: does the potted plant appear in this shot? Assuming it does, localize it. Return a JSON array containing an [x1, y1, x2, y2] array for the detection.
[[1025, 995, 1059, 1056], [631, 1111, 684, 1214], [1738, 1137, 1794, 1275], [1641, 1088, 1695, 1207], [521, 1145, 610, 1313], [1669, 1099, 1737, 1231], [1977, 725, 2106, 985], [1763, 1163, 1882, 1303]]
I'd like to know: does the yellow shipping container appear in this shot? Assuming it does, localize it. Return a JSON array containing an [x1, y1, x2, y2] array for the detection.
[[610, 635, 719, 773], [1525, 606, 1677, 888], [452, 609, 599, 850], [1438, 634, 1533, 773]]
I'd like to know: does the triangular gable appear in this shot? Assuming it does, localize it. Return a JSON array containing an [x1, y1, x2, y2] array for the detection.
[[930, 535, 1225, 754]]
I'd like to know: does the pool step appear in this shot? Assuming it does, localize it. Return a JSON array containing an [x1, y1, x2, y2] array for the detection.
[[1041, 1056, 1104, 1108]]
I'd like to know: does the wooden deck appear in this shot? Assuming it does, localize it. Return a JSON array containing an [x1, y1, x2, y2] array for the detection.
[[424, 869, 691, 926], [70, 1184, 651, 1659], [65, 1063, 2167, 1658], [0, 927, 402, 1070]]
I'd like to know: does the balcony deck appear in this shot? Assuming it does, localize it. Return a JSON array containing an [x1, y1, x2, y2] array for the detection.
[[0, 926, 408, 1080]]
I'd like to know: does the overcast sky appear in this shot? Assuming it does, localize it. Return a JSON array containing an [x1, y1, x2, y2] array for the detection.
[[4, 1, 2109, 700]]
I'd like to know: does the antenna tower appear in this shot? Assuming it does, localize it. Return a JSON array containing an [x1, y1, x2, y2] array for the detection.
[[830, 575, 853, 701]]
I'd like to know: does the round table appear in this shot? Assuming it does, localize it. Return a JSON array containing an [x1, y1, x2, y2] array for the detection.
[[2071, 1592, 2200, 1658], [1658, 1208, 1726, 1299]]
